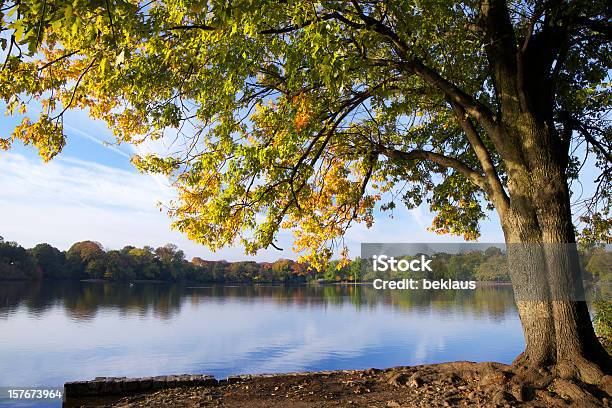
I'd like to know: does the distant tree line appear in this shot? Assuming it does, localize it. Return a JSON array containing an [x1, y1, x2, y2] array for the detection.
[[0, 237, 314, 283], [0, 236, 609, 284]]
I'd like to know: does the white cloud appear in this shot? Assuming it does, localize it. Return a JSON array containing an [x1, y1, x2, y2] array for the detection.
[[64, 123, 132, 159], [0, 151, 504, 262], [0, 152, 289, 261]]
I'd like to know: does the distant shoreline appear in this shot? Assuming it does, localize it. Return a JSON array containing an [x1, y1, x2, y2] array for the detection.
[[8, 279, 605, 288], [7, 278, 514, 287]]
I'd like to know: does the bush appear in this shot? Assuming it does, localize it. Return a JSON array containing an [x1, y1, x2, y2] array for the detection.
[[594, 300, 612, 354]]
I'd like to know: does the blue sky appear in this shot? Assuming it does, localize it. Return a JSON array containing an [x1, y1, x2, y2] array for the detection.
[[0, 106, 528, 261]]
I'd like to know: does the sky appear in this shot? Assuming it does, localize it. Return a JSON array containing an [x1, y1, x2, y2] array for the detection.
[[0, 106, 517, 262]]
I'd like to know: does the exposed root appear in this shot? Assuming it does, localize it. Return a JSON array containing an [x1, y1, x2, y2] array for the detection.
[[511, 352, 554, 389], [556, 356, 605, 386], [509, 351, 610, 405], [551, 378, 603, 407], [512, 351, 528, 367]]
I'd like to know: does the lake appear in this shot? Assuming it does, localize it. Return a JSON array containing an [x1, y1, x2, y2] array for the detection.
[[0, 281, 525, 407]]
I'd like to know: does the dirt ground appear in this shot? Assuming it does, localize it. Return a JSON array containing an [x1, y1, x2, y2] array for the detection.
[[73, 362, 611, 408]]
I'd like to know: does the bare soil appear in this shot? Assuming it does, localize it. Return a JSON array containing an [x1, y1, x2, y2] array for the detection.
[[76, 362, 612, 408]]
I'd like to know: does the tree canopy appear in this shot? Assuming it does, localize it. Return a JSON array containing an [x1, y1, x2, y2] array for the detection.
[[1, 1, 610, 267]]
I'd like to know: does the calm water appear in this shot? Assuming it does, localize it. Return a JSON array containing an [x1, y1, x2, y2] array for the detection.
[[0, 281, 525, 406]]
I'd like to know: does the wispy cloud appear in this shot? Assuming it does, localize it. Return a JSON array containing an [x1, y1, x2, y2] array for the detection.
[[64, 123, 132, 159], [0, 151, 504, 262], [0, 152, 289, 261]]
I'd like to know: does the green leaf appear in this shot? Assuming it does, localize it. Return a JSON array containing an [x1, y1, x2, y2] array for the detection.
[[115, 50, 125, 66]]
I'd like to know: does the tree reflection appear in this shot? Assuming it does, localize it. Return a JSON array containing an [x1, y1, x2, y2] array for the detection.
[[0, 282, 520, 322]]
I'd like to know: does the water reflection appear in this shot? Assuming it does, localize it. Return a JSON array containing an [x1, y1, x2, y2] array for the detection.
[[0, 281, 518, 321], [0, 281, 525, 403]]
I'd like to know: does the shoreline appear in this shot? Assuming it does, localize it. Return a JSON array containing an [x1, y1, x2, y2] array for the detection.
[[63, 362, 611, 407], [0, 278, 516, 286]]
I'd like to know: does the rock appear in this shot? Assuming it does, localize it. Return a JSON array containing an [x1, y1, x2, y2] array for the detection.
[[446, 373, 460, 384], [479, 370, 508, 387], [387, 372, 410, 387], [509, 383, 534, 402], [409, 375, 424, 388], [354, 385, 369, 394], [386, 400, 401, 408], [443, 390, 458, 398], [443, 397, 462, 406], [490, 389, 513, 405], [364, 368, 381, 376], [226, 375, 246, 384], [601, 375, 612, 397]]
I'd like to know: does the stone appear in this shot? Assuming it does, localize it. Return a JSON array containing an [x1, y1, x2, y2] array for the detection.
[[387, 372, 410, 387], [122, 379, 140, 392], [409, 376, 423, 388], [509, 383, 534, 402], [102, 378, 123, 394], [443, 397, 461, 407], [63, 381, 90, 397], [446, 373, 460, 384], [364, 368, 381, 376], [479, 371, 508, 387], [139, 377, 153, 390], [490, 390, 512, 405], [601, 375, 612, 397]]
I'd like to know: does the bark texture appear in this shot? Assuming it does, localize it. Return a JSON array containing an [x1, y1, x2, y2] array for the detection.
[[497, 115, 610, 384]]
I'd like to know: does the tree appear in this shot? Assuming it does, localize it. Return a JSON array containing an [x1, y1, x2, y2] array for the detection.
[[128, 247, 160, 280], [191, 256, 214, 281], [2, 1, 610, 384], [155, 243, 187, 280], [271, 258, 296, 282], [586, 248, 612, 283], [349, 257, 362, 281], [323, 259, 343, 281], [0, 239, 39, 280], [104, 250, 136, 281], [447, 251, 483, 280], [30, 243, 67, 279], [66, 241, 105, 279], [475, 253, 510, 282]]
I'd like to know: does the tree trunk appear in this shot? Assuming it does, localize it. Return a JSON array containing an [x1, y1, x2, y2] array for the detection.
[[538, 171, 610, 384], [498, 115, 610, 384], [506, 240, 610, 384]]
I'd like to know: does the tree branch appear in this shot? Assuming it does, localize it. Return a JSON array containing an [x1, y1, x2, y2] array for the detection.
[[51, 57, 97, 120], [168, 12, 358, 35], [38, 50, 80, 71], [480, 0, 519, 112], [450, 101, 510, 213], [342, 4, 499, 135], [258, 13, 342, 34], [378, 145, 488, 191], [572, 121, 612, 164], [406, 60, 499, 135], [167, 24, 215, 31]]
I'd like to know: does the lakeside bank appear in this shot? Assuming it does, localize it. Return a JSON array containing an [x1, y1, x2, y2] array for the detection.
[[62, 362, 612, 407]]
